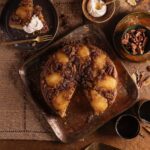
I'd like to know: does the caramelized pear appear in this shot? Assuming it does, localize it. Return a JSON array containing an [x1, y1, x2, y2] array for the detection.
[[16, 6, 32, 20], [45, 73, 63, 87], [94, 54, 106, 69], [77, 45, 90, 58], [52, 88, 75, 117], [97, 76, 117, 90], [55, 52, 69, 64], [90, 90, 108, 115]]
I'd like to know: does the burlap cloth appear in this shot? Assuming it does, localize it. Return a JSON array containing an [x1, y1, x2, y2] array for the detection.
[[0, 0, 149, 141]]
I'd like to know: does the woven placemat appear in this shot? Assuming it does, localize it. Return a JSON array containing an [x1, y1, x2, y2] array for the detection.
[[0, 0, 83, 141]]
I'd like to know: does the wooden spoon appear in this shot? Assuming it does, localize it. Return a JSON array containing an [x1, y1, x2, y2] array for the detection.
[[96, 0, 117, 9]]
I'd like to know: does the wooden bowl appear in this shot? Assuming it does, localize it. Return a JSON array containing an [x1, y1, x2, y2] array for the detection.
[[82, 0, 116, 24], [113, 12, 150, 62]]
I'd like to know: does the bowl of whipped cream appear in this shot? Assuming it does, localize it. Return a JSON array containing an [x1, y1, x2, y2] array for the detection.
[[82, 0, 116, 23]]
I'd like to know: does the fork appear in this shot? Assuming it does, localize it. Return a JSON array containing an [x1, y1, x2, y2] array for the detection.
[[1, 35, 53, 45]]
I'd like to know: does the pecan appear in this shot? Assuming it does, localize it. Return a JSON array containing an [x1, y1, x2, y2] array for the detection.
[[106, 65, 114, 76], [121, 28, 148, 55]]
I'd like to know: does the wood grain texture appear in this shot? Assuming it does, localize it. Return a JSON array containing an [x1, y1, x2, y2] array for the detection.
[[0, 0, 149, 149]]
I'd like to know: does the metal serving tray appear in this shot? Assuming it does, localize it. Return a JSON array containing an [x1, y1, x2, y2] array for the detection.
[[19, 24, 139, 143]]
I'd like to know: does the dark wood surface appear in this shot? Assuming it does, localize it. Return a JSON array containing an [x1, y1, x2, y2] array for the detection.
[[0, 118, 149, 150], [0, 0, 150, 149]]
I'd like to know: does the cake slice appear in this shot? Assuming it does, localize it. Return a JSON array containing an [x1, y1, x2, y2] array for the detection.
[[52, 87, 76, 117], [86, 90, 109, 115], [9, 0, 33, 30], [9, 0, 49, 33]]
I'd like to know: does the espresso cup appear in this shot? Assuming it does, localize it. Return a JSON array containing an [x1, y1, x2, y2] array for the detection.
[[115, 114, 140, 139], [137, 100, 150, 123]]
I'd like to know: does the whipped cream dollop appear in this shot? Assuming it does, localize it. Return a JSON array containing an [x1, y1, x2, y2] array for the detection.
[[23, 15, 44, 34], [87, 0, 107, 18]]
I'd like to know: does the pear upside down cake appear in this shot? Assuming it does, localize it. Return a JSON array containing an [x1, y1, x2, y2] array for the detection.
[[9, 0, 49, 34], [41, 44, 118, 118]]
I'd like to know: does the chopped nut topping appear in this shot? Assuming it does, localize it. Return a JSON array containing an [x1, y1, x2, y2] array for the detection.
[[121, 28, 148, 55]]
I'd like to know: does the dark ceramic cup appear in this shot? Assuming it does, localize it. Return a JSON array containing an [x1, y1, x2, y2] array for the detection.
[[137, 100, 150, 123], [115, 114, 140, 139]]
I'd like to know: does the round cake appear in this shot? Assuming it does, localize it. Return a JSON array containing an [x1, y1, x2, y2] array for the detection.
[[40, 44, 118, 118]]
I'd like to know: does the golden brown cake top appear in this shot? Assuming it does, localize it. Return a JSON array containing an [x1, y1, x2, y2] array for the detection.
[[9, 0, 49, 34], [41, 44, 118, 117]]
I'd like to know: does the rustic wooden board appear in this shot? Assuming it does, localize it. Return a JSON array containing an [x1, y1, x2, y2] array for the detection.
[[0, 0, 150, 149]]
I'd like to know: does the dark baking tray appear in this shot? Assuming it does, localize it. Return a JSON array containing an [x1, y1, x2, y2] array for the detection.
[[19, 24, 139, 143]]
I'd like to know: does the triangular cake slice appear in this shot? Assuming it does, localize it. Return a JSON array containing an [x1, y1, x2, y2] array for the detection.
[[9, 0, 33, 30], [9, 0, 49, 33]]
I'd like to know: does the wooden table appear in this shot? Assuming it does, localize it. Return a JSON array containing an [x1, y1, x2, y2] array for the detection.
[[0, 0, 150, 149]]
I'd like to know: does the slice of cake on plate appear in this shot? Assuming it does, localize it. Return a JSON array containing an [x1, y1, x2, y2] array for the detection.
[[9, 0, 49, 34]]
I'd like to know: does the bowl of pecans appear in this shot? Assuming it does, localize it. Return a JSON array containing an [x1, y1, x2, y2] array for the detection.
[[121, 25, 150, 56], [113, 12, 150, 62]]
